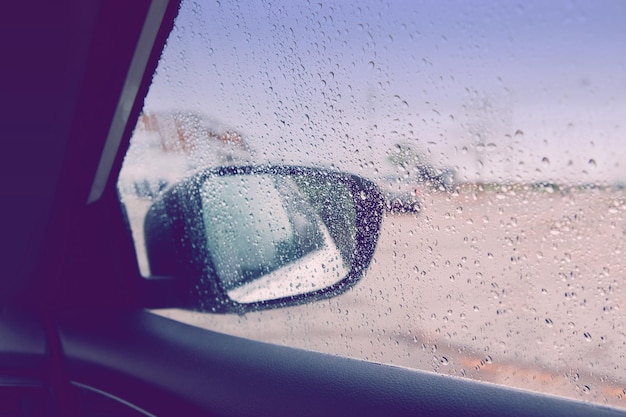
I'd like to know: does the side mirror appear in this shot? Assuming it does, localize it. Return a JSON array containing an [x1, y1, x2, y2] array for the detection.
[[144, 166, 384, 313]]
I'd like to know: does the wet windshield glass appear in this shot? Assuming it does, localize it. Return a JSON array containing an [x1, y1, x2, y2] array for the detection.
[[118, 0, 626, 408]]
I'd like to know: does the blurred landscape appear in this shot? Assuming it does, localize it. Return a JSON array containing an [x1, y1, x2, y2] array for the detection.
[[118, 110, 626, 408], [156, 184, 626, 408], [122, 0, 626, 409]]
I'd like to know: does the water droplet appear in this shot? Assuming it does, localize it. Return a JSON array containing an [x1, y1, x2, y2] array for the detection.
[[583, 332, 592, 341], [440, 356, 449, 365], [542, 157, 550, 165], [545, 318, 554, 327]]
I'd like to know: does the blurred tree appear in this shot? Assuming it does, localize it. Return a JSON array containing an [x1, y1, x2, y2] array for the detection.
[[387, 143, 431, 171]]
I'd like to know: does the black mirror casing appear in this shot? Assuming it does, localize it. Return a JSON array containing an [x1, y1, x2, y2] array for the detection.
[[143, 166, 385, 313]]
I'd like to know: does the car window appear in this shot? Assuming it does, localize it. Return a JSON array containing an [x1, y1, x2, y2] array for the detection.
[[117, 0, 626, 408]]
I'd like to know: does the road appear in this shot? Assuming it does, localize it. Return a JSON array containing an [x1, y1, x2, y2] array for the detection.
[[140, 185, 626, 408]]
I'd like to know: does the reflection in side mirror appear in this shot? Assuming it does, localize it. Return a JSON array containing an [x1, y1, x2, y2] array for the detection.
[[143, 166, 384, 313], [201, 174, 349, 303]]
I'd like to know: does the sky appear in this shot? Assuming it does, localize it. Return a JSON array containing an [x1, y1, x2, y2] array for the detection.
[[141, 0, 626, 184]]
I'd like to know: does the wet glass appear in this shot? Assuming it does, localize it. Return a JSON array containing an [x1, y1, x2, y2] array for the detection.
[[200, 174, 348, 303], [117, 0, 626, 408]]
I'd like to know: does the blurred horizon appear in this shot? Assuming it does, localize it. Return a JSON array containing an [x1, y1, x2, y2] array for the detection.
[[138, 0, 626, 185]]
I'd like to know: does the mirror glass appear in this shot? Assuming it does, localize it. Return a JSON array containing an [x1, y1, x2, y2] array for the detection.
[[200, 173, 354, 303]]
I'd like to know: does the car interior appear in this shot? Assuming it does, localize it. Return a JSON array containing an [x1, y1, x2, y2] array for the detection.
[[2, 0, 625, 416]]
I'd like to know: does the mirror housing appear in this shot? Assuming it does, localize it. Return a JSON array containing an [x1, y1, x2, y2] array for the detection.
[[143, 166, 384, 313]]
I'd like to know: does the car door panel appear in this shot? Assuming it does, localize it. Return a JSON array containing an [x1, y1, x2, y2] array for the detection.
[[57, 311, 624, 417], [3, 0, 626, 416]]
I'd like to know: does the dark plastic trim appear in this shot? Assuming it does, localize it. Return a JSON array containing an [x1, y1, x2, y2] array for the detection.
[[58, 310, 626, 417]]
